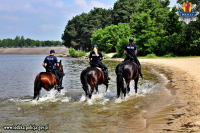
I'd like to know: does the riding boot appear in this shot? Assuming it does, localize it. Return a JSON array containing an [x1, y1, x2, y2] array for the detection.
[[138, 66, 143, 78], [58, 78, 64, 89], [103, 70, 110, 80]]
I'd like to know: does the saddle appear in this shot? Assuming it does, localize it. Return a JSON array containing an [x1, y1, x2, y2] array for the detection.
[[46, 66, 59, 81]]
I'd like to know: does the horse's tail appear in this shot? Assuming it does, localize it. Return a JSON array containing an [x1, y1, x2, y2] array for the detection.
[[33, 73, 42, 99], [116, 64, 125, 97], [81, 72, 89, 96]]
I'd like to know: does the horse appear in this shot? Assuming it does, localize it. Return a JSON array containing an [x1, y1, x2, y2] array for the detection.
[[33, 60, 65, 100], [80, 66, 109, 99], [115, 60, 139, 98]]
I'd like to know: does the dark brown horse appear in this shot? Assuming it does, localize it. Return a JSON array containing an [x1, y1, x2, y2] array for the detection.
[[115, 60, 139, 98], [33, 60, 65, 100], [80, 66, 109, 99]]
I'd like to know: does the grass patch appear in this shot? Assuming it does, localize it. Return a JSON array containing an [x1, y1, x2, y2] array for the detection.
[[163, 53, 177, 57], [69, 47, 86, 57], [145, 53, 157, 58], [102, 53, 111, 59]]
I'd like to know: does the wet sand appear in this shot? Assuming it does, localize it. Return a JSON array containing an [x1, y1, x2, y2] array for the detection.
[[140, 58, 200, 132], [107, 57, 200, 132]]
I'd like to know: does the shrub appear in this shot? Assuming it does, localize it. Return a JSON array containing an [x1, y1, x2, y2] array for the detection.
[[102, 53, 110, 59], [145, 53, 157, 58], [69, 47, 86, 57], [112, 53, 118, 58], [163, 53, 177, 57], [69, 47, 76, 57], [77, 51, 86, 57], [115, 37, 129, 58]]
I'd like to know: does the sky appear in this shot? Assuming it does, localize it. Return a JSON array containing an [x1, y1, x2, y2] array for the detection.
[[0, 0, 177, 41]]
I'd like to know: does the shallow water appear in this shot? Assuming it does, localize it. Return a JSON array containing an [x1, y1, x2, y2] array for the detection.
[[0, 55, 172, 132]]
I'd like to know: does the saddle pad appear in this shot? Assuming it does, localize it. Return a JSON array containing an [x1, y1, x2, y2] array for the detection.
[[48, 72, 58, 81]]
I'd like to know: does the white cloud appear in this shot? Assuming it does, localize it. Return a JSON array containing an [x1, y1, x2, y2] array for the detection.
[[39, 24, 60, 30], [0, 0, 38, 13], [40, 16, 51, 20], [62, 11, 76, 19], [90, 1, 112, 9], [2, 26, 18, 30], [55, 1, 66, 9], [73, 0, 111, 10], [0, 16, 21, 22]]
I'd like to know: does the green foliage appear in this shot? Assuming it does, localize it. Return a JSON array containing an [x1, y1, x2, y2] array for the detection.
[[62, 7, 113, 51], [145, 53, 157, 58], [111, 53, 118, 58], [130, 11, 159, 56], [91, 23, 130, 53], [0, 36, 62, 48], [77, 51, 86, 57], [68, 47, 86, 57], [115, 37, 129, 57], [68, 47, 77, 57], [102, 53, 111, 59], [163, 53, 177, 57]]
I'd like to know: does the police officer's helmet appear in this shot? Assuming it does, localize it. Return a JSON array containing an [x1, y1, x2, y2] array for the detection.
[[129, 37, 134, 42], [50, 49, 55, 53], [93, 44, 98, 48]]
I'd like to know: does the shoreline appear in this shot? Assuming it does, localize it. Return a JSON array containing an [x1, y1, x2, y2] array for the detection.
[[106, 57, 200, 132], [140, 58, 200, 132], [0, 46, 68, 55]]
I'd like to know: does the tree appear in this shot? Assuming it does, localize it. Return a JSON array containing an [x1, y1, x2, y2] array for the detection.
[[130, 11, 158, 56], [20, 36, 26, 47], [62, 7, 113, 51], [91, 23, 130, 53]]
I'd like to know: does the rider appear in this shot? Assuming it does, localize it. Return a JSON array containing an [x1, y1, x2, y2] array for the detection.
[[89, 44, 110, 81], [124, 37, 143, 78], [42, 49, 64, 89]]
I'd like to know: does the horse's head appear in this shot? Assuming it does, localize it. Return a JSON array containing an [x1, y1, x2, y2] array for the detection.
[[57, 60, 65, 76]]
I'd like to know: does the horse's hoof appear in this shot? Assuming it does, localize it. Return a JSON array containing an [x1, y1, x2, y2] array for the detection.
[[89, 94, 92, 99]]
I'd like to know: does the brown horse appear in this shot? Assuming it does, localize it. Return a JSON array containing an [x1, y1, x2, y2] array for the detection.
[[33, 60, 65, 100], [80, 66, 109, 99], [115, 60, 139, 98]]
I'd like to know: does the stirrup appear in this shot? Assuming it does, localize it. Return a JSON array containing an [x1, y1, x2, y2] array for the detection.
[[58, 86, 64, 89]]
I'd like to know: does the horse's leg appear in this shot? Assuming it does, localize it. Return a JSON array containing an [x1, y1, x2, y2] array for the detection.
[[117, 77, 120, 98], [89, 86, 95, 99], [95, 86, 99, 94], [82, 86, 88, 97], [134, 76, 139, 93], [105, 84, 108, 93], [126, 79, 131, 94], [37, 91, 40, 100]]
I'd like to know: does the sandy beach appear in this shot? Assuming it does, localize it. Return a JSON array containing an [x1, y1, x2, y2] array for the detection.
[[139, 58, 200, 132]]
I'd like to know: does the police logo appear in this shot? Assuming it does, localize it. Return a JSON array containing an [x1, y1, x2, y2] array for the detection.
[[176, 1, 199, 24]]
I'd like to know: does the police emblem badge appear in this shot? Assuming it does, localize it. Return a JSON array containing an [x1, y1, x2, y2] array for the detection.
[[176, 1, 199, 24]]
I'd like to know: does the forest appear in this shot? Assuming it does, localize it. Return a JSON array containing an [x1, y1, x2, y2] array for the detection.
[[0, 35, 63, 48], [62, 0, 200, 56]]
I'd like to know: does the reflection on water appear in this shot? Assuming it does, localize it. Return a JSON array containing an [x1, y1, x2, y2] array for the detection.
[[0, 55, 172, 132]]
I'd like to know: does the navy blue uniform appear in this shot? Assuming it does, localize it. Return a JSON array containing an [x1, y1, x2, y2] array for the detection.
[[44, 55, 58, 67], [124, 44, 137, 55], [89, 51, 103, 61], [124, 43, 143, 78], [124, 43, 140, 65], [89, 50, 108, 76], [44, 55, 63, 81]]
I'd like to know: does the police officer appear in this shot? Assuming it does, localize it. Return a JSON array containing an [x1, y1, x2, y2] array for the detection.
[[42, 50, 64, 89], [124, 37, 143, 78], [89, 44, 110, 80]]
